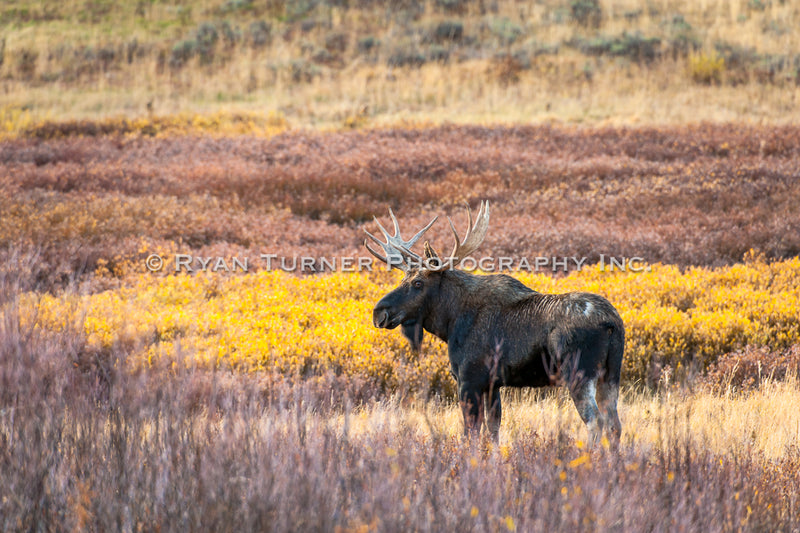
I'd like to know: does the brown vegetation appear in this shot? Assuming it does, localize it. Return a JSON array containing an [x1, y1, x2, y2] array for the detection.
[[702, 344, 800, 395], [2, 123, 799, 290]]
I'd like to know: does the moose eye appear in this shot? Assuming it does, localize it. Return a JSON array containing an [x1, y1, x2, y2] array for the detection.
[[412, 279, 424, 289]]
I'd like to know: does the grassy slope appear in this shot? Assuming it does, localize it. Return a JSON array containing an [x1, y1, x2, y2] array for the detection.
[[1, 0, 800, 127]]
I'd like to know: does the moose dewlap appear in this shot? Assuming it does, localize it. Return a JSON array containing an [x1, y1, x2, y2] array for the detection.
[[365, 201, 624, 443]]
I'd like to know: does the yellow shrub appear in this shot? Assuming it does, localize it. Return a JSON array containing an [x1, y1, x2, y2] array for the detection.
[[0, 110, 290, 139], [20, 258, 800, 392], [689, 51, 725, 85]]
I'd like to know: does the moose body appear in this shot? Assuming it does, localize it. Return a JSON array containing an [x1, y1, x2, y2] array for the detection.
[[365, 201, 624, 443]]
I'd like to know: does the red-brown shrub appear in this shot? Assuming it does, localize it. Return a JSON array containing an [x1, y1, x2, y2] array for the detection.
[[701, 344, 800, 394]]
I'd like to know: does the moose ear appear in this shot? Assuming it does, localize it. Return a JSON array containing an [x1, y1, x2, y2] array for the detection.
[[401, 321, 424, 352], [423, 241, 439, 260]]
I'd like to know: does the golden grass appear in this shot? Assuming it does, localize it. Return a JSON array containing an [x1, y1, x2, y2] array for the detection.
[[2, 0, 800, 129], [335, 379, 800, 461], [3, 58, 799, 133]]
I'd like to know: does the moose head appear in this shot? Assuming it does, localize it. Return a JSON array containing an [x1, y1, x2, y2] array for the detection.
[[364, 201, 489, 351]]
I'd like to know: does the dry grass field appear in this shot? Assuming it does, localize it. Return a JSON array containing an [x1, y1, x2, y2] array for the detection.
[[1, 0, 800, 127], [2, 1, 800, 531], [2, 305, 800, 531]]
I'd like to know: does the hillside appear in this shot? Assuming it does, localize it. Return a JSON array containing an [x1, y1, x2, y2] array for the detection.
[[1, 0, 799, 128]]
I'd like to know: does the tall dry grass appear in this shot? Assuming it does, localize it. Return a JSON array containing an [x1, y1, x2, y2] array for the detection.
[[2, 293, 799, 531]]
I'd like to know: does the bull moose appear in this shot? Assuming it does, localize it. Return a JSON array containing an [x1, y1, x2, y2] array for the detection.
[[364, 201, 624, 443]]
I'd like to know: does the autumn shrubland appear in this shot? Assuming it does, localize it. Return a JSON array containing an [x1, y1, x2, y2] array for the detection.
[[3, 123, 799, 289], [3, 124, 800, 391], [13, 257, 800, 395], [3, 1, 800, 530], [2, 121, 800, 529]]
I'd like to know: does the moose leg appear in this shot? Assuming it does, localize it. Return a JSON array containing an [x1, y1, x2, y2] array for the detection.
[[484, 387, 502, 442], [459, 385, 484, 438], [596, 379, 622, 443], [569, 378, 602, 445]]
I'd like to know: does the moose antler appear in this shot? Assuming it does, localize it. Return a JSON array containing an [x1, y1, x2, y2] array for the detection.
[[364, 208, 438, 270], [431, 200, 490, 270]]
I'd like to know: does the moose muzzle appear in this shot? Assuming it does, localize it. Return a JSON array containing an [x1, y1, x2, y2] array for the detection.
[[373, 307, 390, 328]]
